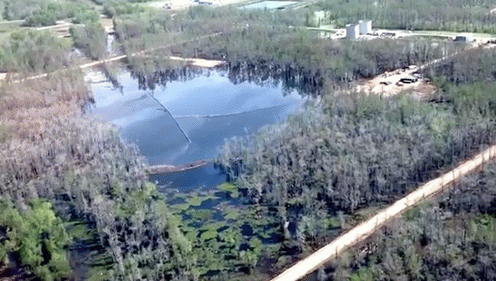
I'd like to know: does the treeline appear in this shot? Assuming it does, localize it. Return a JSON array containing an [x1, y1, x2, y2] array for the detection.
[[111, 5, 463, 90], [0, 0, 97, 26], [218, 90, 496, 245], [423, 47, 496, 118], [124, 36, 457, 96], [318, 0, 496, 33], [323, 162, 496, 280], [0, 26, 107, 74], [0, 30, 71, 73], [177, 28, 461, 87], [426, 47, 496, 85], [113, 6, 302, 54], [96, 0, 150, 18]]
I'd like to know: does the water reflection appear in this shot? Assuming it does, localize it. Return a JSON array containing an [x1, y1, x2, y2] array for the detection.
[[130, 63, 323, 97], [87, 66, 307, 166], [126, 103, 296, 165]]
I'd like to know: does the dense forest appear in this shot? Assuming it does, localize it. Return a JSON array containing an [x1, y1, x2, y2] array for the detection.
[[0, 0, 100, 26], [217, 88, 496, 246], [112, 6, 465, 90], [217, 44, 496, 276], [322, 162, 496, 280], [0, 0, 495, 280], [317, 0, 496, 33]]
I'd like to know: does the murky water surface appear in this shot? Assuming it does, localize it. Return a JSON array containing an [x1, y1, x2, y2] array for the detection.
[[87, 68, 304, 167], [85, 64, 314, 277]]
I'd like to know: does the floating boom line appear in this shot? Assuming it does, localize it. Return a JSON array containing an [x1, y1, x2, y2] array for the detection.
[[145, 92, 191, 143], [173, 103, 293, 119]]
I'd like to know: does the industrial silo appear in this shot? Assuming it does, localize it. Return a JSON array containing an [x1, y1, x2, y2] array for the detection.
[[346, 24, 359, 39], [358, 20, 372, 35]]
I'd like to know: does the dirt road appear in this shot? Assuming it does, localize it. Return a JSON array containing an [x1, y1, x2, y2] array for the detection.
[[1, 31, 225, 84], [271, 144, 496, 281]]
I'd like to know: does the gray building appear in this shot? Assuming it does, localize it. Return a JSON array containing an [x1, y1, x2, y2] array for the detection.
[[346, 24, 359, 39]]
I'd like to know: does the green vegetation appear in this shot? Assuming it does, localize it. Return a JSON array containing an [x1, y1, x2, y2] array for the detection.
[[0, 200, 70, 280], [72, 9, 100, 24], [23, 8, 57, 26], [178, 31, 458, 90], [318, 0, 496, 33], [101, 0, 149, 17], [112, 6, 265, 54], [218, 182, 239, 198], [218, 88, 496, 244], [112, 6, 463, 92], [0, 0, 97, 26], [0, 30, 71, 73], [427, 47, 496, 85], [1, 0, 496, 280], [0, 67, 189, 279], [70, 23, 108, 59], [162, 190, 285, 279], [324, 163, 496, 280]]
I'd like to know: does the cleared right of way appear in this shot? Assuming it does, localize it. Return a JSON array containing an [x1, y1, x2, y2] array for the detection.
[[271, 144, 496, 281], [1, 32, 225, 84]]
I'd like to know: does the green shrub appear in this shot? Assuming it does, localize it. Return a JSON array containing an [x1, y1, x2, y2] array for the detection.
[[70, 23, 107, 59], [72, 9, 100, 24], [23, 9, 56, 27], [0, 30, 71, 73], [0, 200, 71, 280]]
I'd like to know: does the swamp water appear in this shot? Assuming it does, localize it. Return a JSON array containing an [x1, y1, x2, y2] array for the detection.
[[85, 65, 310, 278]]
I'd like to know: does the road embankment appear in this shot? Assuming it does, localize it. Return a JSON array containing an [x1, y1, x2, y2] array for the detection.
[[271, 144, 496, 281]]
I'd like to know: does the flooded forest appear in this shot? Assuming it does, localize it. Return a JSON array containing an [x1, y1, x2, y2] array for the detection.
[[1, 0, 496, 280]]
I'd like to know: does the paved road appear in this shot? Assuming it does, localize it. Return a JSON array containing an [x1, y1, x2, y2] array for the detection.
[[271, 144, 496, 281], [312, 25, 496, 41]]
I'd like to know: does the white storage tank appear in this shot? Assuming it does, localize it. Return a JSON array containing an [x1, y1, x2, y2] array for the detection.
[[358, 20, 372, 35], [346, 24, 359, 39]]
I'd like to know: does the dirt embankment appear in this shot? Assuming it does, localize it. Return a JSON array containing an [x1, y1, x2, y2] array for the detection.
[[146, 160, 212, 174]]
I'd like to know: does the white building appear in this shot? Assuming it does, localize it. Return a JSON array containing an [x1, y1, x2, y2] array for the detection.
[[313, 11, 326, 26], [346, 24, 359, 39], [358, 20, 372, 35]]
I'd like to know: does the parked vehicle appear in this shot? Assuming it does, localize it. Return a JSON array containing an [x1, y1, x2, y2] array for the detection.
[[399, 76, 418, 83]]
